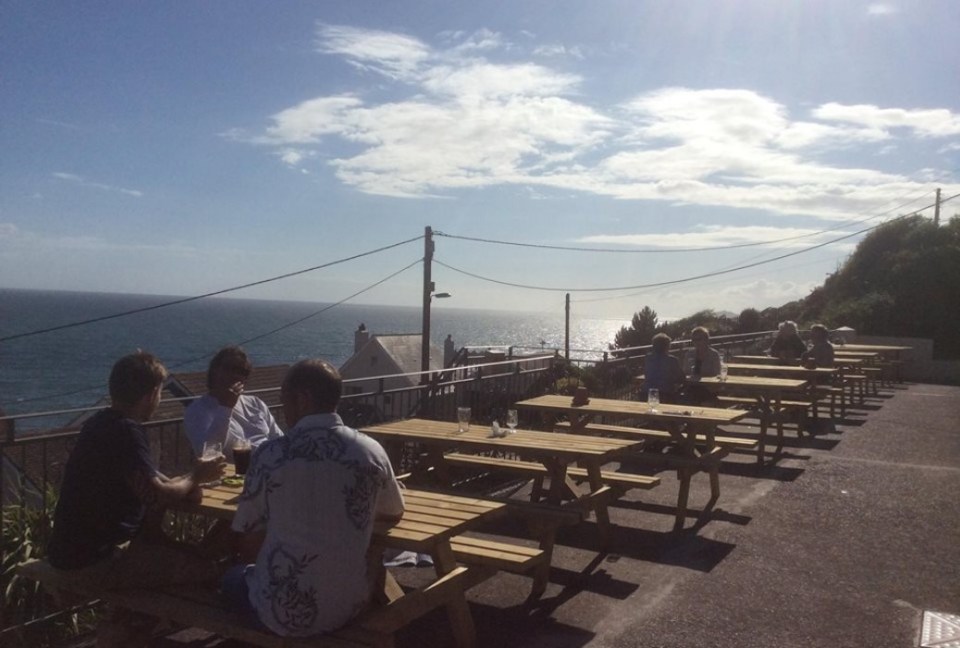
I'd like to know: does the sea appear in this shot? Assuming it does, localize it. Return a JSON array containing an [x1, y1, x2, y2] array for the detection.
[[0, 288, 629, 422]]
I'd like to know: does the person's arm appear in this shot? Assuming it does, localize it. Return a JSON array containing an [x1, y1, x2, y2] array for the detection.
[[374, 452, 406, 525], [255, 398, 284, 440], [128, 456, 225, 507]]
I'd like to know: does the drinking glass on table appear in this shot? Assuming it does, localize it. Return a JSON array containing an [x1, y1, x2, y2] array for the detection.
[[505, 409, 518, 434], [457, 407, 471, 433], [647, 388, 660, 413], [200, 441, 224, 487], [233, 439, 252, 476], [202, 441, 223, 460], [719, 362, 729, 382]]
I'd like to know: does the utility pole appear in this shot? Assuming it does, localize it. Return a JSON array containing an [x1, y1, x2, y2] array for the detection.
[[420, 226, 434, 380], [564, 293, 570, 361], [934, 188, 941, 226]]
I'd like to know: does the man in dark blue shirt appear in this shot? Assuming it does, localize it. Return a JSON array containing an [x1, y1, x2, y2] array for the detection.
[[46, 352, 225, 646]]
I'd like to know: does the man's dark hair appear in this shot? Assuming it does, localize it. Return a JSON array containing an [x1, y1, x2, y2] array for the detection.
[[810, 323, 829, 340], [109, 352, 167, 406], [282, 359, 342, 413], [206, 346, 252, 389], [651, 332, 672, 353]]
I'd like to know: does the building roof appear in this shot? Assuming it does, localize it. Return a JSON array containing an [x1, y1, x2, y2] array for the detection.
[[340, 334, 442, 378]]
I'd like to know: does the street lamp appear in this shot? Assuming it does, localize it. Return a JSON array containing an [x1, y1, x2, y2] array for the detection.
[[421, 282, 451, 378]]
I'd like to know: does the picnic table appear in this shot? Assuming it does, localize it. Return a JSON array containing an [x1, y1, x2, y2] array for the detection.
[[173, 478, 511, 648], [360, 418, 656, 547], [685, 375, 808, 465], [514, 394, 750, 530], [835, 344, 911, 382]]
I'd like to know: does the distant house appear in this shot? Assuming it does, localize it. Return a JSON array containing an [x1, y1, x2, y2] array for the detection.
[[339, 326, 445, 419]]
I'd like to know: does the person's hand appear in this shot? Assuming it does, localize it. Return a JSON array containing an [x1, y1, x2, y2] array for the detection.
[[213, 380, 244, 408], [185, 485, 204, 503], [194, 455, 226, 484]]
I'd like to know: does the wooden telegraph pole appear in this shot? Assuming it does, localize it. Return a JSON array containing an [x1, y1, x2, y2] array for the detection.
[[934, 188, 941, 226], [420, 226, 434, 379]]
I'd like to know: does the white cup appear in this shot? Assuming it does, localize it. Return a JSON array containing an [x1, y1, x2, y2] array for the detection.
[[457, 407, 471, 433], [648, 388, 660, 411]]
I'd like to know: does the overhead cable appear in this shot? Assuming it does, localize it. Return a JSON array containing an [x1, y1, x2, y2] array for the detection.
[[435, 214, 915, 293], [0, 235, 421, 343], [435, 187, 936, 253], [10, 258, 423, 406]]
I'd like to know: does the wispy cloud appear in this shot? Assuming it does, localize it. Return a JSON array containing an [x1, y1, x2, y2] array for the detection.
[[867, 4, 898, 16], [52, 172, 143, 197], [231, 25, 960, 219], [579, 225, 848, 249]]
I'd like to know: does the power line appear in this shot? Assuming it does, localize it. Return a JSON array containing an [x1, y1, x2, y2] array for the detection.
[[0, 235, 421, 344], [435, 188, 936, 253], [166, 258, 422, 370], [435, 193, 956, 294], [435, 213, 910, 293], [11, 258, 423, 407]]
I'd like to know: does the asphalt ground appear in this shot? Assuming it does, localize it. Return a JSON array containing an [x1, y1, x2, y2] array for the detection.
[[161, 382, 960, 648]]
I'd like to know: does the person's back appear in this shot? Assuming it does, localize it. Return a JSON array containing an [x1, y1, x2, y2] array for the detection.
[[770, 321, 806, 364], [228, 358, 404, 637], [802, 324, 835, 368], [235, 416, 393, 635], [642, 333, 685, 402], [48, 408, 150, 569]]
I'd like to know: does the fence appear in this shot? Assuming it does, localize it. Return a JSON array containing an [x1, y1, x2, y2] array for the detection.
[[0, 332, 777, 637]]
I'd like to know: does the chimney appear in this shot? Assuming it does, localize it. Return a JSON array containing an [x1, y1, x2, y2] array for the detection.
[[444, 334, 455, 367], [354, 323, 370, 353]]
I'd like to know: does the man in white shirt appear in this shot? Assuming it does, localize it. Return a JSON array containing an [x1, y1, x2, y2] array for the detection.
[[222, 358, 405, 637], [184, 347, 283, 461]]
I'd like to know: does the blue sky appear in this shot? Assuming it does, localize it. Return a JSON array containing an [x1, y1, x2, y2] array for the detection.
[[2, 0, 958, 320]]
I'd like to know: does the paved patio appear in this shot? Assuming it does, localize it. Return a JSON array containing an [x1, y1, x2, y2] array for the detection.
[[162, 381, 960, 648]]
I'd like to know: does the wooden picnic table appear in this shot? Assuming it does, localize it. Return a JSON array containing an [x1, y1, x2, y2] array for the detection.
[[514, 394, 748, 530], [686, 375, 808, 465], [360, 418, 653, 548], [733, 354, 863, 369], [726, 363, 838, 381], [175, 477, 507, 648], [833, 350, 881, 359]]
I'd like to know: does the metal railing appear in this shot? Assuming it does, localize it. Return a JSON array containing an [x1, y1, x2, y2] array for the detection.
[[1, 334, 778, 638]]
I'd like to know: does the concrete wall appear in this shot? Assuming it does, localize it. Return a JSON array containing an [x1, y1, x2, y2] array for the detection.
[[847, 334, 960, 384]]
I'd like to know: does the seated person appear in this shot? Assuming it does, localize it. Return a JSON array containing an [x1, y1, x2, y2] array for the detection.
[[46, 352, 226, 647], [641, 333, 685, 404], [684, 326, 722, 405], [801, 323, 835, 368], [184, 346, 283, 462], [223, 359, 405, 637], [685, 326, 722, 378], [769, 320, 806, 365]]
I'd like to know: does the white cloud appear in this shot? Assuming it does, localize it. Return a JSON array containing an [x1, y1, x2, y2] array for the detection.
[[533, 44, 585, 60], [234, 27, 960, 219], [867, 4, 898, 16], [316, 24, 430, 80], [0, 223, 19, 239], [52, 172, 143, 197], [813, 102, 960, 138], [580, 225, 845, 249]]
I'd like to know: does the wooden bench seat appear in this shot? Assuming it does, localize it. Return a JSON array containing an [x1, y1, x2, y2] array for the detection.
[[443, 452, 660, 491], [17, 558, 471, 648], [449, 535, 546, 574], [552, 421, 758, 451]]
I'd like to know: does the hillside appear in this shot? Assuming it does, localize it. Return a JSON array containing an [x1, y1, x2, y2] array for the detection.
[[613, 215, 960, 358]]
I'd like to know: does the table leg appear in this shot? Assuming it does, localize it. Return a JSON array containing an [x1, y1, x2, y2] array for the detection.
[[433, 542, 477, 648], [583, 459, 611, 548]]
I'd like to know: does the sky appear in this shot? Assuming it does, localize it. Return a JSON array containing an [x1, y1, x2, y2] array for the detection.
[[2, 0, 959, 321]]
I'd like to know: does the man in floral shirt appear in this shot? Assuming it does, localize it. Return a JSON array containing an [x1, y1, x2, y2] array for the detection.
[[222, 358, 404, 636]]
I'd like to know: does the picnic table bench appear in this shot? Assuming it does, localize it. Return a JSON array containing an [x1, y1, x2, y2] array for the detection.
[[18, 558, 465, 648]]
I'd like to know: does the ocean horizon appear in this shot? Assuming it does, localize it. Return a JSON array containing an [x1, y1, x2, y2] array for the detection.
[[0, 288, 630, 418]]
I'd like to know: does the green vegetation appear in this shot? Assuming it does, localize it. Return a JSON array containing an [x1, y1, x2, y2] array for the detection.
[[613, 215, 960, 358]]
